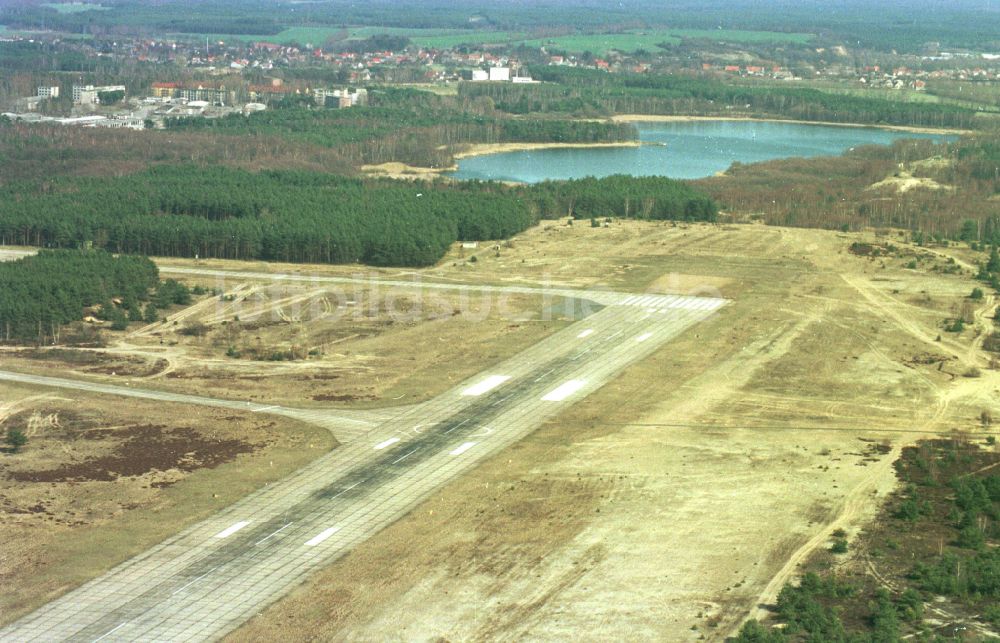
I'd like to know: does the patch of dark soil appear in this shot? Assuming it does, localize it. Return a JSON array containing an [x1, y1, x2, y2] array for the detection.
[[311, 392, 377, 402], [905, 353, 950, 366], [19, 348, 104, 365], [238, 319, 288, 332], [83, 358, 168, 377], [7, 424, 257, 483]]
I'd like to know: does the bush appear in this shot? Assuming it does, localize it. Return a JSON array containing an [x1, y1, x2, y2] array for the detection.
[[5, 428, 27, 452], [155, 279, 192, 307], [733, 620, 785, 642], [971, 287, 985, 300], [830, 539, 849, 554], [109, 309, 129, 331], [956, 525, 986, 550], [178, 322, 210, 337]]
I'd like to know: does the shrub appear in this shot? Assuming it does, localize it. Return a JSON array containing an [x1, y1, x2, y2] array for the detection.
[[109, 309, 129, 331], [733, 620, 785, 642], [179, 322, 210, 337], [5, 428, 28, 452]]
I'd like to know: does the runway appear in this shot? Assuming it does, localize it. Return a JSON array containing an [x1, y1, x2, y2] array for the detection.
[[0, 271, 724, 641]]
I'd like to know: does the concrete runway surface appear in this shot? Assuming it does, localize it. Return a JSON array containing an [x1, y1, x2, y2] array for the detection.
[[0, 264, 724, 642]]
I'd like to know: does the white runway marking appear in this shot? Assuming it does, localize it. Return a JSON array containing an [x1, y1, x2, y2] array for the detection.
[[542, 379, 586, 402], [443, 418, 470, 434], [251, 405, 277, 413], [171, 567, 218, 596], [255, 522, 293, 546], [374, 437, 400, 450], [449, 442, 476, 456], [392, 448, 418, 464], [328, 480, 363, 500], [213, 521, 251, 539], [461, 375, 511, 396], [577, 328, 594, 338], [637, 332, 653, 342], [305, 527, 340, 547], [491, 394, 514, 407], [533, 368, 556, 383], [92, 622, 128, 642]]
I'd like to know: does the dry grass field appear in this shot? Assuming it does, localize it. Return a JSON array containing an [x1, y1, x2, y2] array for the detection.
[[0, 383, 334, 626], [0, 286, 571, 409], [2, 219, 998, 639], [221, 221, 997, 641]]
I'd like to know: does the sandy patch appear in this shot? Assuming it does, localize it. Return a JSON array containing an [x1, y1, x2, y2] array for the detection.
[[453, 141, 641, 160], [867, 170, 953, 193]]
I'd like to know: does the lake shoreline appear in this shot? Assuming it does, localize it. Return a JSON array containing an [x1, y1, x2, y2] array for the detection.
[[362, 141, 642, 180], [361, 116, 961, 181], [610, 114, 971, 136]]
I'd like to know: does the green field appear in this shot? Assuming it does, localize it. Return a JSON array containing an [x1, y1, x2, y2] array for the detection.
[[182, 26, 477, 47], [41, 2, 108, 13], [415, 28, 813, 54], [517, 33, 680, 55], [516, 29, 812, 55], [183, 26, 812, 53], [669, 29, 813, 44]]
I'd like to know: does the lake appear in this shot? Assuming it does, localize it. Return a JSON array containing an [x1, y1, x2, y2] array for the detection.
[[447, 120, 956, 183]]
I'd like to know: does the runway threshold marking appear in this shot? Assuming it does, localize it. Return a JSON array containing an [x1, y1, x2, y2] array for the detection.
[[461, 375, 511, 396], [577, 328, 594, 338], [305, 527, 340, 547], [214, 521, 251, 539], [449, 442, 477, 456], [542, 380, 586, 402], [374, 437, 400, 450]]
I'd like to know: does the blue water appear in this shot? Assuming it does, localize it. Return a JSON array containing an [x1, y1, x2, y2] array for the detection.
[[448, 120, 955, 183]]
